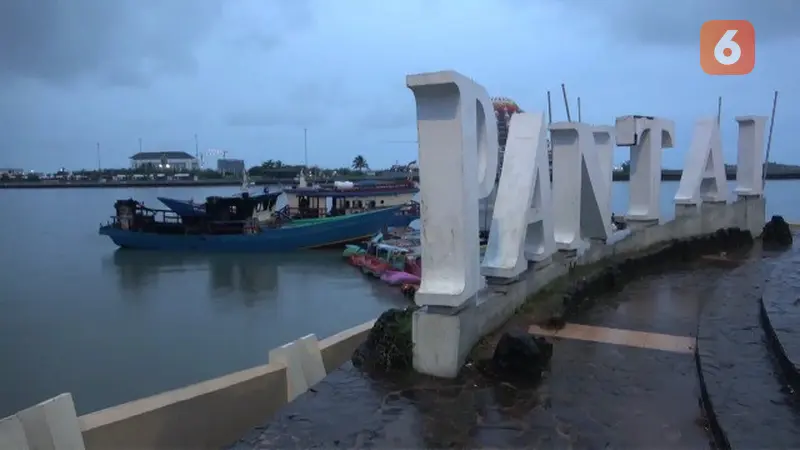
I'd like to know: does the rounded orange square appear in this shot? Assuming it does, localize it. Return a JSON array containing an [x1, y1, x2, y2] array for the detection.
[[700, 20, 755, 75]]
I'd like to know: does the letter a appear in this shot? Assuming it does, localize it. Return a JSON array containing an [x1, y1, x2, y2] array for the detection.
[[482, 112, 555, 279], [675, 117, 727, 205]]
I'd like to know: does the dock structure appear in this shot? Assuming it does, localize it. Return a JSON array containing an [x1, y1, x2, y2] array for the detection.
[[2, 69, 785, 450]]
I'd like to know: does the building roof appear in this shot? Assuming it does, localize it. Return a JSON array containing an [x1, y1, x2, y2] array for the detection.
[[130, 151, 196, 160]]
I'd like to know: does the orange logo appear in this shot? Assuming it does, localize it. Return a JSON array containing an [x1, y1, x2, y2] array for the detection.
[[700, 20, 755, 75]]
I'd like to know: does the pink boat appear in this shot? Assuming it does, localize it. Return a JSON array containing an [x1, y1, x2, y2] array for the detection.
[[380, 270, 421, 286]]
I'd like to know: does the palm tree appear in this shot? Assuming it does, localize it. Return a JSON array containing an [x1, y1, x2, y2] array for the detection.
[[352, 155, 368, 171]]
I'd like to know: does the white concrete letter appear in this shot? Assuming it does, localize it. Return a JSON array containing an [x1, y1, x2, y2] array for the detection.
[[615, 115, 675, 222], [406, 70, 499, 307], [481, 112, 555, 279], [550, 122, 613, 248], [675, 117, 727, 205], [591, 126, 615, 238], [734, 115, 768, 197]]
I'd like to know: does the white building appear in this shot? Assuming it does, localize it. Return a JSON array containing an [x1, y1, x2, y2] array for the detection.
[[129, 151, 198, 171]]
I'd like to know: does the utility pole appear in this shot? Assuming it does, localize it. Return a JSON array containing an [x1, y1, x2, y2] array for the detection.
[[762, 90, 779, 189], [561, 83, 572, 122], [96, 142, 101, 171], [303, 127, 308, 167]]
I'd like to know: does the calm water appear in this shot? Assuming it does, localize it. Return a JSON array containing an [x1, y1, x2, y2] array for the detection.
[[0, 180, 797, 417]]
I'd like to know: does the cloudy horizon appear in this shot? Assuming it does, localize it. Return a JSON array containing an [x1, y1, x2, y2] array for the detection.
[[1, 0, 797, 172]]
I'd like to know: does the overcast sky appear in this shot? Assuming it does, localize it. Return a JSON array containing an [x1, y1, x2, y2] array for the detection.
[[1, 0, 797, 171]]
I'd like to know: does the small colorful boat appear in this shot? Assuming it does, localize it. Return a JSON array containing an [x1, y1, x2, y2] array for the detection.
[[349, 243, 411, 277], [380, 270, 421, 286], [342, 232, 385, 258]]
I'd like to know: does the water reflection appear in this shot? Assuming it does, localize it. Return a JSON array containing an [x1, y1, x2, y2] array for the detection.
[[105, 249, 348, 305]]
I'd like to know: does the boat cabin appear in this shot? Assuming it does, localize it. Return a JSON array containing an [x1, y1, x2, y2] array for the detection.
[[285, 181, 418, 219], [366, 242, 411, 271]]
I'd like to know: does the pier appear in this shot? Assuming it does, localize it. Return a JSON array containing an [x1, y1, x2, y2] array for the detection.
[[3, 69, 798, 450]]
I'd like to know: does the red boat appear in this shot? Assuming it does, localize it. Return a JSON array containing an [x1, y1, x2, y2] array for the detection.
[[349, 242, 416, 278]]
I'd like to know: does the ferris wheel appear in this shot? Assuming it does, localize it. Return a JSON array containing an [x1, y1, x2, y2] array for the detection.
[[199, 148, 229, 168]]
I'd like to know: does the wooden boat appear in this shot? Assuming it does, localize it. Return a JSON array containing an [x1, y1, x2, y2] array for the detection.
[[98, 195, 403, 252]]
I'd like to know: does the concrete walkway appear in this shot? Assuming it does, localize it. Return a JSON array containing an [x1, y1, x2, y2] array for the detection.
[[226, 259, 762, 449]]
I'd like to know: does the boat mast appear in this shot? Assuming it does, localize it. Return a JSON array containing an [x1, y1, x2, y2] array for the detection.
[[304, 128, 308, 168]]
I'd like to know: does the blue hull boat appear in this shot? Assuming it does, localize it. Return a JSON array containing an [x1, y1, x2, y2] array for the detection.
[[99, 206, 404, 252], [157, 196, 418, 227]]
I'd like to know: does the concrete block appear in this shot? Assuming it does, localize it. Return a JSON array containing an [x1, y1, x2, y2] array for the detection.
[[296, 334, 327, 387], [412, 308, 473, 378], [269, 334, 327, 402], [0, 415, 30, 450], [268, 341, 310, 402], [16, 394, 85, 450]]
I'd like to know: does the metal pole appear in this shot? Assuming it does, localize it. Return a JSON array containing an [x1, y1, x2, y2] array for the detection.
[[138, 137, 142, 153], [194, 133, 199, 159], [577, 97, 582, 122], [762, 90, 779, 189], [561, 84, 572, 122], [96, 142, 101, 171], [546, 91, 553, 124], [303, 128, 308, 167], [716, 96, 722, 125]]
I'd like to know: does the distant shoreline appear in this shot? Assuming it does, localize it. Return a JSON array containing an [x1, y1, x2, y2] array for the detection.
[[2, 171, 800, 189]]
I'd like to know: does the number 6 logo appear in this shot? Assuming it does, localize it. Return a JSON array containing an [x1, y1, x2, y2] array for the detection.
[[701, 20, 755, 75], [714, 30, 741, 65]]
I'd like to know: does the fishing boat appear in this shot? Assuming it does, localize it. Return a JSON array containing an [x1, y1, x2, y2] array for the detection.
[[98, 194, 404, 252]]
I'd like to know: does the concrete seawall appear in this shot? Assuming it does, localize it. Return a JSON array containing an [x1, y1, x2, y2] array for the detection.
[[0, 197, 765, 450], [414, 196, 765, 377]]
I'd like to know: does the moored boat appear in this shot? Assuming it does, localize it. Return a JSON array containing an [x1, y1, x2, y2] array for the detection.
[[349, 242, 421, 278], [98, 195, 403, 252]]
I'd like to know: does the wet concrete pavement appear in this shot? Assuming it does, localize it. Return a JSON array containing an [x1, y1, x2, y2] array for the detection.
[[762, 245, 800, 390], [697, 245, 800, 448], [227, 261, 741, 450]]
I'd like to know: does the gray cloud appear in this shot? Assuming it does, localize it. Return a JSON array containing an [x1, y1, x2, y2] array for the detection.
[[547, 0, 799, 45], [224, 77, 348, 129], [0, 0, 315, 88], [224, 109, 322, 128], [0, 0, 225, 86], [359, 106, 414, 130]]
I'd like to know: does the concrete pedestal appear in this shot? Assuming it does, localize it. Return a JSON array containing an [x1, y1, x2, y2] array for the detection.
[[413, 259, 563, 378]]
